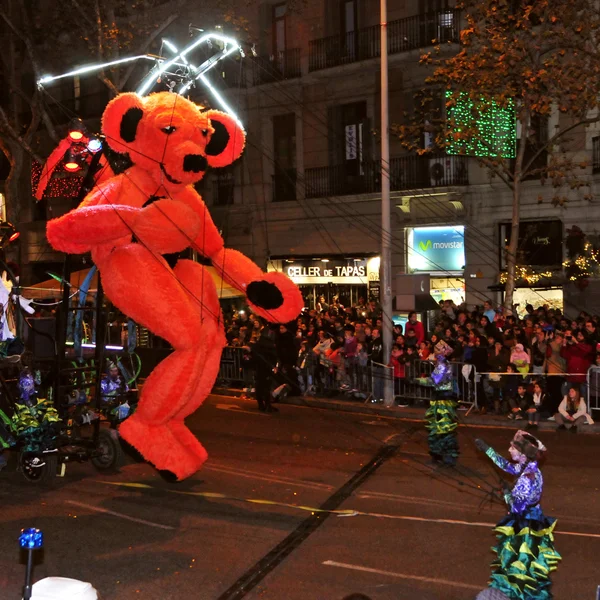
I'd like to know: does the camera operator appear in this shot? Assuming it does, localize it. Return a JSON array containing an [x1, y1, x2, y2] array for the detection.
[[561, 329, 594, 400]]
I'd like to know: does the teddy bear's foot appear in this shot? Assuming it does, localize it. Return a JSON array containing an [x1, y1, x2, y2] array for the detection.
[[119, 417, 205, 480], [167, 421, 208, 465]]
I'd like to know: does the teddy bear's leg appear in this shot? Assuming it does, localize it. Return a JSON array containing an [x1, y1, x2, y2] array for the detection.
[[166, 260, 225, 462], [101, 245, 210, 479]]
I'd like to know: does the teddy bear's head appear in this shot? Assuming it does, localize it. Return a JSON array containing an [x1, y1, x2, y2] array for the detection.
[[101, 92, 245, 188]]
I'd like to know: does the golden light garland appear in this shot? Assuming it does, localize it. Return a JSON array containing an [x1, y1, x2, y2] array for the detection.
[[499, 266, 553, 285]]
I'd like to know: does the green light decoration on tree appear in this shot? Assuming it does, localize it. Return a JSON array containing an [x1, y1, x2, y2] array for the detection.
[[446, 91, 516, 159]]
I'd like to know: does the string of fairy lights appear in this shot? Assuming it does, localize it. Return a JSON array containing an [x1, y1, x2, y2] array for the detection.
[[446, 91, 516, 159]]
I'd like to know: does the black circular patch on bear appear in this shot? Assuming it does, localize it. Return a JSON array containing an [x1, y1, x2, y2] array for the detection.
[[247, 280, 284, 310], [205, 119, 230, 156], [120, 107, 143, 143]]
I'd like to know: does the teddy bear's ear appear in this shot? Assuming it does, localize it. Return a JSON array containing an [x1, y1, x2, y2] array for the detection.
[[204, 110, 246, 168], [101, 93, 145, 154]]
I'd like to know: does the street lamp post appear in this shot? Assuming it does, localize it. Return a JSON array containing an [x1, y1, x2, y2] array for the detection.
[[380, 0, 394, 406]]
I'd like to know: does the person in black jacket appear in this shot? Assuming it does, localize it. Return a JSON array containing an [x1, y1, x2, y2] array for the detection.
[[276, 323, 300, 395], [250, 327, 279, 413]]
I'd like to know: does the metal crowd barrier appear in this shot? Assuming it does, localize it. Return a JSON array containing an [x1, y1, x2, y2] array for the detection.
[[588, 366, 600, 414], [216, 347, 600, 417], [216, 348, 478, 409], [217, 346, 253, 387], [403, 359, 478, 413]]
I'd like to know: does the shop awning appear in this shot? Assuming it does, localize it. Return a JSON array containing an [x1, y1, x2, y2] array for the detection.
[[415, 294, 441, 311], [22, 266, 244, 300]]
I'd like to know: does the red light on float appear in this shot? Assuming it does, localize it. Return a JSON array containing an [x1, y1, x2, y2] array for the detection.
[[8, 232, 20, 243]]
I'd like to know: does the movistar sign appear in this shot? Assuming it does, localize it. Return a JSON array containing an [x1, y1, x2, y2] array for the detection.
[[408, 226, 465, 272]]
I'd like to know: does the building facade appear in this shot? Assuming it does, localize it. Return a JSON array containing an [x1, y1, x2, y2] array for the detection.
[[14, 0, 600, 316]]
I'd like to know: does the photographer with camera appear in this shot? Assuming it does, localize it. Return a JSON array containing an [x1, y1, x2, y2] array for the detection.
[[561, 329, 594, 400]]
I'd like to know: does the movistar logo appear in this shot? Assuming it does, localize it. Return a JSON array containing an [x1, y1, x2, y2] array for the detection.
[[418, 239, 463, 251]]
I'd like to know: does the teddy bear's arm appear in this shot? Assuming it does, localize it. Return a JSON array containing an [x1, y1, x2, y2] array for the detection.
[[175, 187, 225, 258], [211, 247, 303, 324], [47, 205, 140, 254], [130, 199, 202, 254]]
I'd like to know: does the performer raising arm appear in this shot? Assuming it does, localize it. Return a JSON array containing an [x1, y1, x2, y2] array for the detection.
[[474, 431, 561, 600]]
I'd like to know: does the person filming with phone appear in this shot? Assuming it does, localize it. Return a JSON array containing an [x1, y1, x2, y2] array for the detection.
[[561, 329, 594, 400]]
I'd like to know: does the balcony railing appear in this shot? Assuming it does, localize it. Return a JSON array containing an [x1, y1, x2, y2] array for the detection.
[[252, 49, 301, 85], [309, 10, 460, 72], [304, 154, 468, 199]]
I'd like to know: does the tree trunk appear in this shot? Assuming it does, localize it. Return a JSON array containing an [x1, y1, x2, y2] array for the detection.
[[504, 114, 529, 314], [504, 179, 520, 314]]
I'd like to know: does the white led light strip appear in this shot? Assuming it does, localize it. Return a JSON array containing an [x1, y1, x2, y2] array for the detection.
[[36, 32, 244, 124]]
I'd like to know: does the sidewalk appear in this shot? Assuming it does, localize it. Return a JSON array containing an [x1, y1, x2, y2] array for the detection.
[[212, 386, 600, 434]]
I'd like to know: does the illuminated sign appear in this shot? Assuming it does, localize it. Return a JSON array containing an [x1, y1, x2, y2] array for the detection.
[[285, 259, 366, 280], [407, 226, 465, 272]]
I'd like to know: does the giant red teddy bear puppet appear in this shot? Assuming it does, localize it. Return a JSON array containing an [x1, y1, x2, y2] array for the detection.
[[46, 92, 303, 480]]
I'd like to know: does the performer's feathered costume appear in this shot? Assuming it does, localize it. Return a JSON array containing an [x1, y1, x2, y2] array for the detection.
[[475, 431, 561, 600], [420, 352, 459, 465], [46, 92, 303, 479]]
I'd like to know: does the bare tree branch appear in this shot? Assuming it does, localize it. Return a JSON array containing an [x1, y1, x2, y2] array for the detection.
[[119, 12, 179, 91]]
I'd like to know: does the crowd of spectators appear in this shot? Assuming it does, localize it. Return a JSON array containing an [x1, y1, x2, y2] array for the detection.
[[223, 296, 599, 430]]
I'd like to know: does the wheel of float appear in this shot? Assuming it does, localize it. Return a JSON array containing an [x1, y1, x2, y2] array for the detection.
[[91, 428, 124, 471], [19, 451, 58, 484]]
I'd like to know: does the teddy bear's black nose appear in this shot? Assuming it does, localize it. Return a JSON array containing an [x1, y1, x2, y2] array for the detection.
[[183, 154, 208, 173]]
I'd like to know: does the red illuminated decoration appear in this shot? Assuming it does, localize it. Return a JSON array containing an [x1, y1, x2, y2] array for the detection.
[[64, 160, 82, 173], [68, 118, 87, 142], [0, 222, 20, 248], [46, 92, 303, 480]]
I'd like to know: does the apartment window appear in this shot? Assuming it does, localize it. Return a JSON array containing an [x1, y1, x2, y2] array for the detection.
[[593, 137, 600, 174], [273, 3, 287, 56], [342, 0, 357, 34], [328, 101, 368, 177], [273, 113, 296, 201], [214, 169, 235, 206]]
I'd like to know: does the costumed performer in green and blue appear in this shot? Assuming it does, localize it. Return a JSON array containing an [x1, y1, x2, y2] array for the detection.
[[474, 430, 561, 600], [418, 341, 459, 466]]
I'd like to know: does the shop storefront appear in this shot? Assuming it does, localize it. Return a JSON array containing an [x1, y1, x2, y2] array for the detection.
[[406, 226, 466, 306], [498, 219, 564, 314], [268, 256, 380, 309]]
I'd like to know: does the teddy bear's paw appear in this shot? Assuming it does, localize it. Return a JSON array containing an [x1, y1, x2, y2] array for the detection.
[[246, 272, 303, 323]]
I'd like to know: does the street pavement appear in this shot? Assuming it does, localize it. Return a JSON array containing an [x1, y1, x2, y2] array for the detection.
[[1, 394, 599, 600]]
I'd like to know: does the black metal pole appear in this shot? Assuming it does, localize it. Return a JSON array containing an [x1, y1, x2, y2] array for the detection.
[[23, 548, 33, 600], [53, 145, 105, 408], [92, 276, 106, 443]]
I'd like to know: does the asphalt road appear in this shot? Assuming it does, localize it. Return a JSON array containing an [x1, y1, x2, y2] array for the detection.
[[1, 395, 599, 600]]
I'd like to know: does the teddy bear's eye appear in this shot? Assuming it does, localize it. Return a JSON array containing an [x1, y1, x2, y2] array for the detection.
[[161, 126, 177, 134], [202, 129, 208, 136]]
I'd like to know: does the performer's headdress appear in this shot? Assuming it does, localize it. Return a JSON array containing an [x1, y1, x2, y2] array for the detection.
[[511, 429, 546, 460], [434, 340, 452, 358]]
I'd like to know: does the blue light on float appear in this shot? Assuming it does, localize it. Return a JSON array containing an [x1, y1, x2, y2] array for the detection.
[[87, 138, 103, 153], [19, 528, 43, 550]]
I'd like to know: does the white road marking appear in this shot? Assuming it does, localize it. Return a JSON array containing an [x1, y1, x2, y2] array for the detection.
[[334, 510, 600, 540], [204, 464, 334, 491], [215, 403, 268, 416], [355, 490, 476, 510], [322, 560, 482, 591], [65, 500, 175, 530], [361, 420, 391, 426]]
